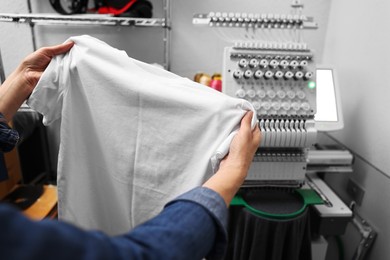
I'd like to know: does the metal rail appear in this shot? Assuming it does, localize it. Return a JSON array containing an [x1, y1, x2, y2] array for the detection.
[[0, 13, 166, 27]]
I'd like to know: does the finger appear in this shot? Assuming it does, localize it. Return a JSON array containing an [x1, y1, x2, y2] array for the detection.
[[41, 41, 74, 57], [240, 111, 253, 131], [252, 123, 260, 133], [253, 125, 262, 145]]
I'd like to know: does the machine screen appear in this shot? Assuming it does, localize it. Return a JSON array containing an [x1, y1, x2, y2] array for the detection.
[[314, 68, 344, 131]]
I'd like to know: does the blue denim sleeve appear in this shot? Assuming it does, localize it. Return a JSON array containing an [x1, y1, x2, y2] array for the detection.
[[0, 187, 228, 260], [0, 113, 19, 152], [121, 186, 228, 260], [165, 186, 228, 259]]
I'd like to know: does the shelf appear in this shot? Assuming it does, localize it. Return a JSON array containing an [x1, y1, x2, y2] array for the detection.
[[0, 13, 166, 27]]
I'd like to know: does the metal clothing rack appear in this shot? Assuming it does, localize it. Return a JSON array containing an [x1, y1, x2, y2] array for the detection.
[[0, 0, 172, 184], [0, 0, 171, 70]]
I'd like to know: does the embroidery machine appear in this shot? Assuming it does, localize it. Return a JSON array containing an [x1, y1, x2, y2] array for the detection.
[[192, 2, 355, 257]]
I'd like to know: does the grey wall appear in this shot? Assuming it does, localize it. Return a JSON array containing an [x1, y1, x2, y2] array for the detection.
[[0, 2, 34, 76], [321, 0, 390, 259]]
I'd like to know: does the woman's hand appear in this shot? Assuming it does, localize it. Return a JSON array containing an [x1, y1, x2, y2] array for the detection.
[[219, 111, 261, 178], [19, 41, 74, 92], [0, 41, 74, 121], [203, 111, 261, 206]]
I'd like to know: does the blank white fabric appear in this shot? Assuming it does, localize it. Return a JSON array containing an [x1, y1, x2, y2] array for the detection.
[[27, 35, 257, 235]]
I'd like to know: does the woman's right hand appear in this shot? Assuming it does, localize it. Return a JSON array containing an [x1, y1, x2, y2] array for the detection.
[[203, 111, 261, 206], [219, 111, 261, 178]]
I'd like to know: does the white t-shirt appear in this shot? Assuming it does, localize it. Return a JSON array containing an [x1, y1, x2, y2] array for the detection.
[[27, 35, 257, 235]]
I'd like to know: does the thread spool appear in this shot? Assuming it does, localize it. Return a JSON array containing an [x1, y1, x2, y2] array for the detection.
[[194, 72, 211, 86], [210, 73, 222, 92]]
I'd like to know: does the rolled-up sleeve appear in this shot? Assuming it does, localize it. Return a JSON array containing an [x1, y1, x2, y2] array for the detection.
[[125, 186, 228, 259], [0, 113, 19, 153], [165, 187, 228, 259], [0, 187, 228, 260]]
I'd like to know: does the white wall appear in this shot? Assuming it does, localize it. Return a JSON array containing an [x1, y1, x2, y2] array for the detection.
[[0, 2, 33, 76], [323, 0, 390, 177], [322, 0, 390, 259]]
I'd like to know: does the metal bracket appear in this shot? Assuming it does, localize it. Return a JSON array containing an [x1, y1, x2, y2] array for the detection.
[[350, 202, 377, 260]]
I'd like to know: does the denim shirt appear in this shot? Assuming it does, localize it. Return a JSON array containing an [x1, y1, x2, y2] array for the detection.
[[0, 114, 228, 259], [0, 113, 19, 153], [0, 187, 227, 260]]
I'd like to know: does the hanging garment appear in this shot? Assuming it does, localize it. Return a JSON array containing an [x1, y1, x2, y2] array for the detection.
[[27, 35, 256, 235]]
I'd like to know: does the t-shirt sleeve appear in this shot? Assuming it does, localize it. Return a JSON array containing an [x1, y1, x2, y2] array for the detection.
[[27, 52, 70, 126]]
